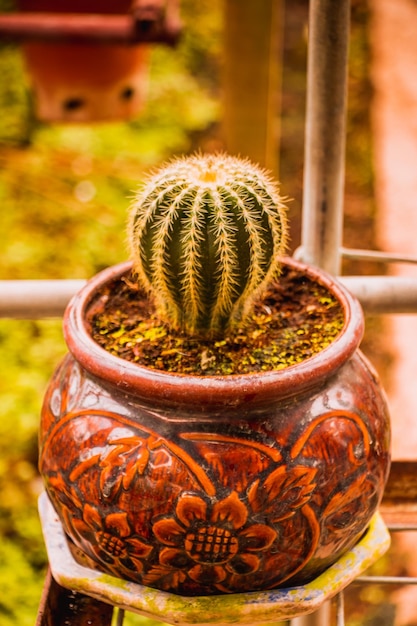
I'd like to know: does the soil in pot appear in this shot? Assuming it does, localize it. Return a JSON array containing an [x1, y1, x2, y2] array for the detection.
[[89, 263, 345, 375]]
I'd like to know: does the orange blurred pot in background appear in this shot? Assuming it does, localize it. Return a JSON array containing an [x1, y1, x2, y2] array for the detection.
[[18, 0, 149, 122]]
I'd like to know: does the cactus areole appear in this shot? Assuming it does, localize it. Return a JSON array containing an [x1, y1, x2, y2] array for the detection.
[[129, 153, 288, 338], [39, 153, 391, 598]]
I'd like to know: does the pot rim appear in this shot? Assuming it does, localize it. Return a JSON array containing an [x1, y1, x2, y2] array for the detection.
[[63, 257, 364, 409]]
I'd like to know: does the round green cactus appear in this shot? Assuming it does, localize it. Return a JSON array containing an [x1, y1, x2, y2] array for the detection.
[[128, 153, 288, 337]]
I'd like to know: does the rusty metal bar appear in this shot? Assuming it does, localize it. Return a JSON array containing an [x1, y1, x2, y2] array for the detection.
[[0, 10, 181, 45], [36, 568, 113, 626]]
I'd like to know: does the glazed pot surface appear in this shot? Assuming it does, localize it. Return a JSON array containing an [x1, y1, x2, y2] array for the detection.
[[39, 259, 391, 595]]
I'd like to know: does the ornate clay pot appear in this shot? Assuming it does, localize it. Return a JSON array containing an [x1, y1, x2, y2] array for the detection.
[[39, 258, 391, 596], [18, 0, 149, 122]]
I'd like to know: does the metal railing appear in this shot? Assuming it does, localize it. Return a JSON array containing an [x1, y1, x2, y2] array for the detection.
[[296, 1, 417, 624], [4, 267, 417, 319]]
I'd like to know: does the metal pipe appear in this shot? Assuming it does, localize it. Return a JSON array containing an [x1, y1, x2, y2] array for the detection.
[[115, 608, 125, 626], [341, 247, 417, 265], [0, 279, 86, 319], [301, 0, 351, 275], [340, 276, 417, 314], [356, 575, 417, 585], [3, 275, 417, 318], [336, 592, 344, 626], [291, 602, 331, 626], [0, 11, 181, 45]]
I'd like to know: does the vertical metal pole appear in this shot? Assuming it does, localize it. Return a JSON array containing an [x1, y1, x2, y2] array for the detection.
[[291, 602, 332, 626], [300, 0, 351, 275], [296, 2, 351, 623], [336, 592, 345, 626]]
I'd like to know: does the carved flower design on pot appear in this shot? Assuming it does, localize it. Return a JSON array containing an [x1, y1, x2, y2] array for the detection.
[[319, 473, 380, 558], [148, 491, 277, 590], [40, 365, 389, 594], [95, 432, 161, 500], [69, 503, 153, 579]]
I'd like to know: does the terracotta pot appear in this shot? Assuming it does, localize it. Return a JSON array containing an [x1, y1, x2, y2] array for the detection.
[[18, 0, 149, 122], [39, 258, 391, 596]]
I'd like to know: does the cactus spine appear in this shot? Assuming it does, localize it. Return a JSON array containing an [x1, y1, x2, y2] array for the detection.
[[128, 153, 288, 337]]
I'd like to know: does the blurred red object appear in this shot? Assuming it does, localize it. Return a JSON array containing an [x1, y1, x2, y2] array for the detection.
[[16, 0, 152, 122]]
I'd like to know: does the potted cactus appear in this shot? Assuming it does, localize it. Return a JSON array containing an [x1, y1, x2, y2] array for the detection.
[[39, 153, 391, 597]]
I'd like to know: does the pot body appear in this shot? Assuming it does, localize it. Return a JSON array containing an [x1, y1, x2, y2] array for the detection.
[[18, 0, 149, 122], [39, 260, 391, 596]]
